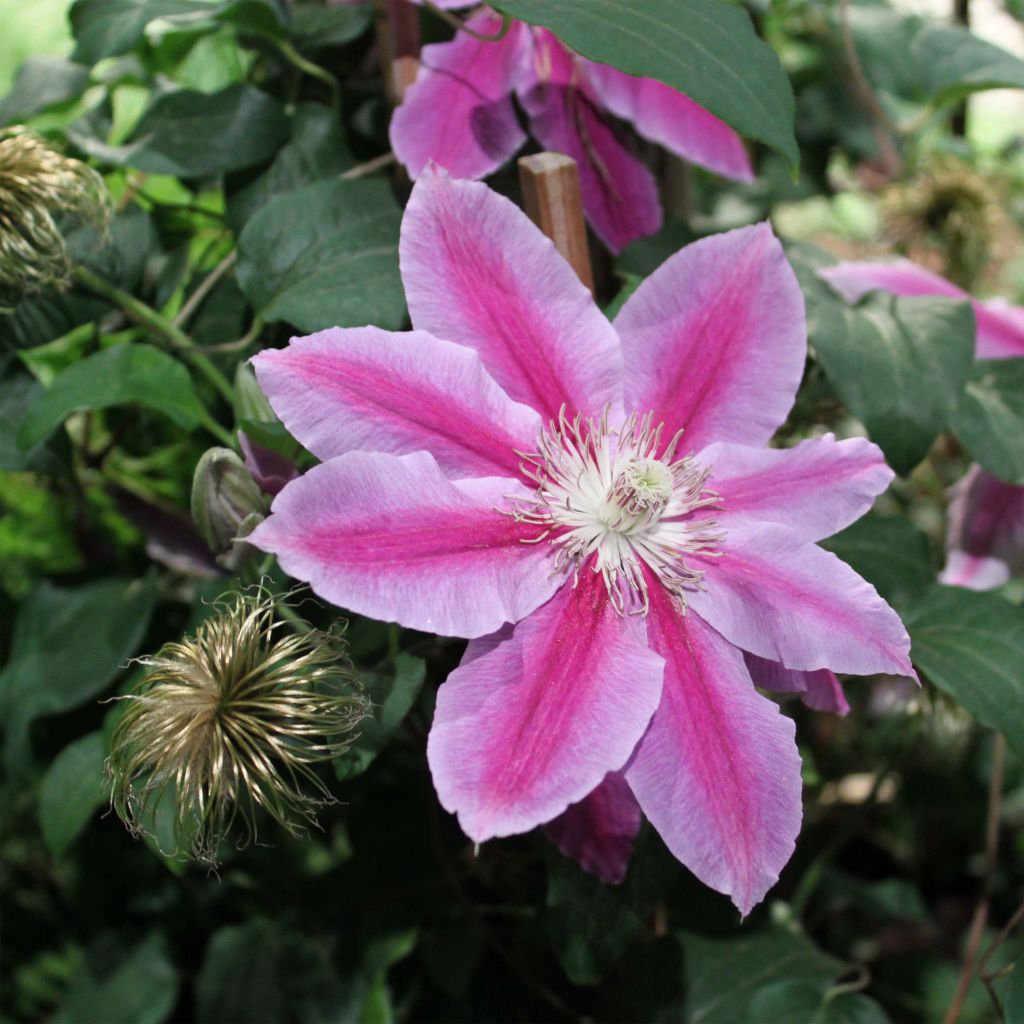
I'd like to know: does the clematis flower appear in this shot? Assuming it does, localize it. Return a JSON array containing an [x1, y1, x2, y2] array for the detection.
[[249, 169, 913, 912], [390, 8, 753, 253], [820, 258, 1024, 592]]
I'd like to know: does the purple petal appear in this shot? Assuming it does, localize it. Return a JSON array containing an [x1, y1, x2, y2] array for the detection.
[[248, 450, 561, 638], [400, 167, 624, 420], [615, 222, 806, 451], [688, 523, 915, 677], [700, 434, 893, 543], [517, 31, 662, 253], [545, 771, 641, 884], [820, 260, 1024, 360], [940, 465, 1024, 590], [390, 11, 528, 180], [624, 593, 802, 916], [238, 431, 298, 496], [251, 327, 541, 480], [427, 571, 664, 841], [584, 62, 754, 183], [745, 653, 850, 716]]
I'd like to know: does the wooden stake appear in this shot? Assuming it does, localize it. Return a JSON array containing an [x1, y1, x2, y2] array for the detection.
[[517, 152, 594, 294], [373, 0, 420, 107]]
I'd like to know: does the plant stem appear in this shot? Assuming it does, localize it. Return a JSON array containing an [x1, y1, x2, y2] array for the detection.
[[944, 732, 1006, 1024], [72, 265, 235, 406], [173, 248, 237, 329], [275, 39, 340, 105]]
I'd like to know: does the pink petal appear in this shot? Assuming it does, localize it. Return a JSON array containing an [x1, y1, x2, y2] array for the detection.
[[545, 771, 641, 884], [427, 570, 664, 841], [745, 653, 850, 716], [624, 594, 802, 916], [699, 434, 893, 543], [688, 523, 915, 677], [238, 430, 298, 496], [516, 31, 662, 254], [248, 450, 561, 638], [583, 62, 754, 183], [615, 222, 806, 451], [940, 465, 1024, 590], [390, 12, 528, 180], [251, 327, 541, 480], [400, 167, 624, 420], [819, 260, 1024, 360]]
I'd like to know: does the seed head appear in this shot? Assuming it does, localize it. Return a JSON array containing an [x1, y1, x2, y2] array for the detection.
[[0, 126, 109, 307], [107, 585, 367, 865]]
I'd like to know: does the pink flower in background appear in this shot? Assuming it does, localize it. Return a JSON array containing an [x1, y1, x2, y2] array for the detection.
[[390, 10, 753, 253], [249, 169, 912, 912], [820, 258, 1024, 591]]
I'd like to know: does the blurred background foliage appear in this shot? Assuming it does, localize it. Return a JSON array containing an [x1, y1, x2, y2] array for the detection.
[[1, 0, 1023, 1022]]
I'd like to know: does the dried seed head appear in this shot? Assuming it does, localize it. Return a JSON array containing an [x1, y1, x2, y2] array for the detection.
[[0, 127, 110, 307], [106, 585, 368, 865]]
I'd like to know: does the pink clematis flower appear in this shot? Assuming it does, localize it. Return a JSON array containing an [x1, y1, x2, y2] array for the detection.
[[820, 258, 1024, 592], [389, 9, 753, 253], [248, 169, 913, 912]]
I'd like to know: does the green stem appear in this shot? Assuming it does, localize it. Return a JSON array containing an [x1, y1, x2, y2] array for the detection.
[[275, 39, 340, 105], [72, 265, 235, 407]]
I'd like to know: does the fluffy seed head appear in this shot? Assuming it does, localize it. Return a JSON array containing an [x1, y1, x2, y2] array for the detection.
[[0, 126, 109, 307], [107, 585, 367, 865]]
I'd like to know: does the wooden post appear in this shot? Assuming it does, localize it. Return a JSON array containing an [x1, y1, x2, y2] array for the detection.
[[517, 152, 594, 294], [374, 0, 420, 107]]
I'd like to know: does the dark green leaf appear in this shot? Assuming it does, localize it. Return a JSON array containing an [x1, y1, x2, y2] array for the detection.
[[38, 732, 108, 858], [291, 2, 373, 47], [0, 57, 90, 124], [820, 514, 936, 609], [914, 23, 1024, 102], [227, 103, 354, 231], [127, 85, 289, 177], [236, 177, 405, 332], [69, 0, 205, 63], [53, 934, 178, 1024], [806, 283, 975, 474], [334, 653, 425, 780], [196, 920, 287, 1024], [18, 344, 206, 451], [682, 927, 841, 1024], [490, 0, 798, 169], [948, 359, 1024, 485], [746, 981, 889, 1024], [905, 585, 1024, 759], [0, 576, 156, 772]]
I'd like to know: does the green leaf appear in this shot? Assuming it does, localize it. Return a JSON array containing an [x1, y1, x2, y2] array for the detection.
[[38, 732, 108, 859], [746, 981, 888, 1024], [69, 0, 205, 63], [0, 576, 156, 772], [53, 934, 178, 1024], [807, 286, 975, 475], [334, 653, 425, 780], [18, 344, 206, 451], [0, 56, 90, 125], [227, 103, 355, 231], [948, 359, 1024, 485], [126, 85, 288, 177], [236, 177, 405, 333], [196, 920, 287, 1024], [291, 2, 373, 47], [490, 0, 798, 170], [914, 23, 1024, 102], [904, 585, 1024, 759], [682, 927, 842, 1023], [820, 514, 936, 610]]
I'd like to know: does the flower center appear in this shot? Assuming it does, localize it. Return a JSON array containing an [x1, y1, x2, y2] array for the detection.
[[508, 408, 723, 614]]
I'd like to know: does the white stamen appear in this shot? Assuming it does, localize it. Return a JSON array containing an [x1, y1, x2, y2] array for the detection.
[[505, 407, 724, 615]]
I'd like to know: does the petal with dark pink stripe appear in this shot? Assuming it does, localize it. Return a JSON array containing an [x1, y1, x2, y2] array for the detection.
[[624, 594, 802, 915], [688, 524, 914, 677], [545, 771, 642, 884], [248, 450, 561, 638], [401, 167, 623, 419], [745, 653, 850, 716], [615, 222, 806, 452], [428, 571, 664, 841], [252, 327, 541, 480]]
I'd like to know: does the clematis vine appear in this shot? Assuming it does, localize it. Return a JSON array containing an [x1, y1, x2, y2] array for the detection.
[[821, 259, 1024, 592], [389, 7, 753, 253], [250, 169, 913, 913]]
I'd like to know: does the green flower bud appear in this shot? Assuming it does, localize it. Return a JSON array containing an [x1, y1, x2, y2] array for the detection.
[[191, 447, 265, 554]]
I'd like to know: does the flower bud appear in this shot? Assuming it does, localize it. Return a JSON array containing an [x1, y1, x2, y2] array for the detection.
[[190, 447, 265, 554]]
